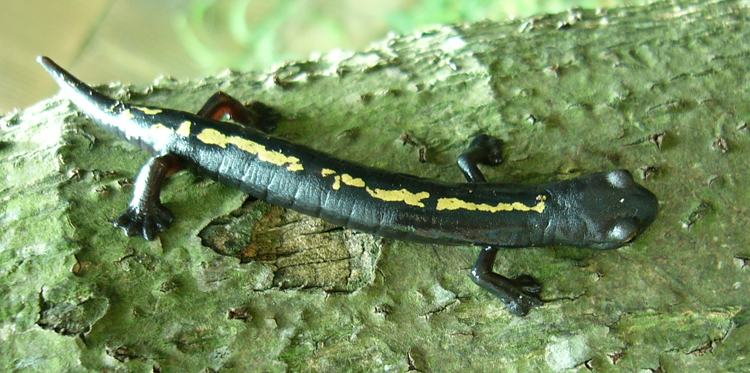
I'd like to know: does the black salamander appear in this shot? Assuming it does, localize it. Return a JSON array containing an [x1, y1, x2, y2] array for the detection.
[[38, 56, 658, 316]]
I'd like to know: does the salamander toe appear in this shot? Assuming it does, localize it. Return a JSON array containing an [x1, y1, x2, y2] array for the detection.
[[113, 204, 174, 241]]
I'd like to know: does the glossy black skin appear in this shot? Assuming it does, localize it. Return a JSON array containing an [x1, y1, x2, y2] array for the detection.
[[39, 56, 659, 316]]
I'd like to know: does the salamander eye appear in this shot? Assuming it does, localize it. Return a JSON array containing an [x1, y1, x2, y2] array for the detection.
[[606, 170, 634, 189], [608, 218, 639, 243]]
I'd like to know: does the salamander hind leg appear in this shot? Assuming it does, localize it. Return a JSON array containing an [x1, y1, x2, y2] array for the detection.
[[114, 154, 185, 240], [471, 246, 544, 316], [457, 134, 504, 183], [197, 92, 280, 133]]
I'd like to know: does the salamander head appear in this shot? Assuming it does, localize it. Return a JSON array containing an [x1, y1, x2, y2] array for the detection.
[[550, 169, 658, 250]]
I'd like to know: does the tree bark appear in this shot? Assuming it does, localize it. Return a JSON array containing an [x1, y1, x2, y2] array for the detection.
[[2, 0, 749, 371]]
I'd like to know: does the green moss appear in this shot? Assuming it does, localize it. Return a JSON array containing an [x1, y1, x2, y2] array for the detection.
[[3, 1, 750, 371]]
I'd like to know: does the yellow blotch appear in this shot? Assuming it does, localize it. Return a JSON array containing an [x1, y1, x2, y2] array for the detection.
[[332, 176, 341, 190], [341, 174, 365, 187], [151, 123, 174, 137], [286, 163, 305, 172], [365, 187, 430, 208], [133, 106, 163, 115], [436, 197, 545, 213], [119, 110, 134, 120], [196, 128, 304, 172], [321, 168, 337, 177], [176, 121, 192, 137]]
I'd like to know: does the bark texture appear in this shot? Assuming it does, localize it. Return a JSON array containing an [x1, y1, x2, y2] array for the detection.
[[1, 0, 749, 371]]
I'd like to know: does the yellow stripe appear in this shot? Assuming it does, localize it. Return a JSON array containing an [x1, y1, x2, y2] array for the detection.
[[196, 128, 304, 171], [132, 106, 162, 115], [365, 187, 430, 207], [436, 196, 545, 213]]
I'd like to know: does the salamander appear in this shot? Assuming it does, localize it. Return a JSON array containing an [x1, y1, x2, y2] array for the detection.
[[38, 56, 658, 316]]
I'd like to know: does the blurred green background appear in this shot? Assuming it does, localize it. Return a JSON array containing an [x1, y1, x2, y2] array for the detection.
[[0, 0, 647, 114]]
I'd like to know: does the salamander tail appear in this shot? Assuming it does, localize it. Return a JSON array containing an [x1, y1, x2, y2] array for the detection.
[[37, 56, 120, 119]]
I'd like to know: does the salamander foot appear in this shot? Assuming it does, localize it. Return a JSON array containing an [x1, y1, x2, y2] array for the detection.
[[114, 204, 174, 241], [471, 246, 544, 316], [457, 134, 504, 183]]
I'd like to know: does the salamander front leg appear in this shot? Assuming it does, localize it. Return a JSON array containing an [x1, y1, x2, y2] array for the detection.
[[459, 134, 544, 315], [197, 92, 280, 133], [457, 134, 504, 183], [114, 154, 185, 240], [470, 246, 543, 316]]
